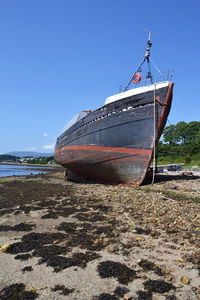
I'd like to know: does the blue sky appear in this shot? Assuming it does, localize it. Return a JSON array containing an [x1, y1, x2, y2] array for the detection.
[[0, 0, 200, 154]]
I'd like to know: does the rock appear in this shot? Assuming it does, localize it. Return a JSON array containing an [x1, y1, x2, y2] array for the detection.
[[135, 236, 143, 241], [181, 276, 190, 285], [182, 171, 193, 176], [53, 240, 60, 244], [123, 293, 133, 300], [0, 244, 11, 252], [106, 245, 118, 253], [93, 239, 102, 245], [103, 237, 110, 245]]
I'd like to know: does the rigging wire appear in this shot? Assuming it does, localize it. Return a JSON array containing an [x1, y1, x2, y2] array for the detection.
[[167, 118, 172, 125], [149, 57, 165, 79], [124, 32, 154, 91]]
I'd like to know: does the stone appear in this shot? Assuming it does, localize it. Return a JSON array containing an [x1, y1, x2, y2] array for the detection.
[[106, 245, 118, 253], [0, 244, 11, 252], [181, 276, 190, 285], [123, 293, 133, 300]]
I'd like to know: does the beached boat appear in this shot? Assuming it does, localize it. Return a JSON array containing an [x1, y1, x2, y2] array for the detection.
[[54, 32, 174, 184]]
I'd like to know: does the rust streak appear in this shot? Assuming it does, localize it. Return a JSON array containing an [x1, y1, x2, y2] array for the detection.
[[55, 145, 152, 156]]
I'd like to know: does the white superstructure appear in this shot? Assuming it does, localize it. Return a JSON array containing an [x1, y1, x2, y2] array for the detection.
[[105, 81, 169, 105]]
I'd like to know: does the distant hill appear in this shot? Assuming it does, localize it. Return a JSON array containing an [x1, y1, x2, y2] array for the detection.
[[6, 151, 54, 158], [0, 154, 20, 162]]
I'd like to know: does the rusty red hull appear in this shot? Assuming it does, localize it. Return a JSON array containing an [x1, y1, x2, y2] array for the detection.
[[54, 82, 173, 185]]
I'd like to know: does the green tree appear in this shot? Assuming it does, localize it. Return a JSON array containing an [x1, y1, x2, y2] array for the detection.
[[162, 124, 178, 144], [158, 121, 200, 165], [176, 121, 187, 144]]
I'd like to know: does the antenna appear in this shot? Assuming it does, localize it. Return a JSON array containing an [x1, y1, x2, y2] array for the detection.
[[144, 29, 155, 42], [144, 30, 154, 59], [124, 30, 155, 91]]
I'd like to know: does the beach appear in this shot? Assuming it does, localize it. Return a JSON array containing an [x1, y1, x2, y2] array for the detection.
[[0, 169, 199, 300]]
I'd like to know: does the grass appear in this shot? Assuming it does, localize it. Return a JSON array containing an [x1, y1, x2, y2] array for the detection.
[[157, 157, 200, 168], [0, 177, 43, 184], [140, 185, 200, 203], [49, 171, 66, 179]]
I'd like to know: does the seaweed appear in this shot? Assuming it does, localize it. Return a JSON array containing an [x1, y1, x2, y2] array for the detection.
[[165, 296, 177, 300], [0, 223, 36, 232], [39, 251, 100, 272], [8, 241, 38, 254], [41, 211, 58, 219], [138, 259, 155, 271], [51, 284, 74, 295], [15, 253, 32, 260], [138, 259, 165, 276], [68, 231, 105, 251], [56, 222, 93, 234], [0, 180, 72, 211], [21, 266, 33, 272], [41, 206, 78, 219], [114, 286, 129, 297], [0, 283, 38, 300], [137, 290, 152, 300], [93, 293, 119, 300], [22, 232, 66, 244], [97, 261, 137, 284], [74, 212, 106, 222], [91, 205, 110, 212], [6, 226, 104, 269], [143, 280, 175, 294], [32, 244, 69, 257], [94, 225, 114, 236], [7, 232, 67, 254], [0, 208, 13, 217], [135, 227, 151, 235]]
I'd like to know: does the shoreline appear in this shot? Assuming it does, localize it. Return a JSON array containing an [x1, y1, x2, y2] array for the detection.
[[0, 164, 62, 179], [0, 162, 61, 167], [0, 170, 199, 299]]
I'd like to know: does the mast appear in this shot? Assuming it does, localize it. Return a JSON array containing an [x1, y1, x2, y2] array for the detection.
[[124, 30, 154, 91]]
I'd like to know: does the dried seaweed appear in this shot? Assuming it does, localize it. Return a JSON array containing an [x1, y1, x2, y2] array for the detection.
[[21, 266, 33, 272], [39, 251, 100, 272], [15, 253, 32, 260], [74, 212, 106, 222], [51, 284, 74, 295], [97, 260, 137, 284], [143, 280, 175, 293], [0, 223, 36, 232], [137, 290, 152, 300], [138, 259, 165, 276], [114, 286, 129, 297], [7, 232, 67, 254], [0, 283, 38, 300], [135, 227, 151, 235], [93, 293, 119, 300]]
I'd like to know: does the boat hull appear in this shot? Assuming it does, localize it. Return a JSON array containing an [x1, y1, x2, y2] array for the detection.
[[54, 83, 173, 184]]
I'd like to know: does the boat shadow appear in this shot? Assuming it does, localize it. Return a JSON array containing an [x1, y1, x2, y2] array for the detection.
[[152, 173, 200, 184], [66, 171, 200, 186]]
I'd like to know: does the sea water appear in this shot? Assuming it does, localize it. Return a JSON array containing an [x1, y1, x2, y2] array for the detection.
[[0, 164, 50, 178]]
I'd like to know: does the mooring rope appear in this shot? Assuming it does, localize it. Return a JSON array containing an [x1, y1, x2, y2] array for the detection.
[[151, 83, 157, 184]]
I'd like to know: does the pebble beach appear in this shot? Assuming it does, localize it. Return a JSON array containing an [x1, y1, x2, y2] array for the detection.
[[0, 169, 200, 300]]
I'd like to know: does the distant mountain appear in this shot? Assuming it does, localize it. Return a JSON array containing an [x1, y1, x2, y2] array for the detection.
[[6, 151, 54, 158]]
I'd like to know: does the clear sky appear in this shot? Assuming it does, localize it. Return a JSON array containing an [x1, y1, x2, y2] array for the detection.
[[0, 0, 200, 154]]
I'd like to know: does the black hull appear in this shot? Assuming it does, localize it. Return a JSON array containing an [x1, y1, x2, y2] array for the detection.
[[55, 83, 173, 184]]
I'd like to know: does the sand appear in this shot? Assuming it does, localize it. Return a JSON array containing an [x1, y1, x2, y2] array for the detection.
[[0, 169, 199, 300]]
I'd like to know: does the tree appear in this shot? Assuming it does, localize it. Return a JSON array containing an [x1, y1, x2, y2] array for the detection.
[[162, 124, 178, 144], [176, 121, 187, 144], [158, 121, 200, 165]]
